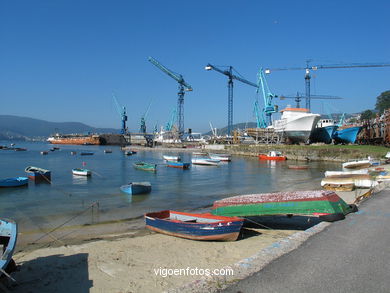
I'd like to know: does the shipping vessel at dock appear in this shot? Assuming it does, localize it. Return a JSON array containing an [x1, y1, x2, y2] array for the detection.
[[47, 133, 102, 145]]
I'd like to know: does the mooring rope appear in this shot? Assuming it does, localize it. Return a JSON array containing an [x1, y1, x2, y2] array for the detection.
[[244, 217, 273, 230]]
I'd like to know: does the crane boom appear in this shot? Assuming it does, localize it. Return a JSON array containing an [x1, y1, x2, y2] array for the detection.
[[112, 94, 127, 134]]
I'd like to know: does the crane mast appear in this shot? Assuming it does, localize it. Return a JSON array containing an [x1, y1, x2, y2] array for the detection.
[[112, 94, 127, 134], [205, 64, 258, 135], [148, 57, 192, 138]]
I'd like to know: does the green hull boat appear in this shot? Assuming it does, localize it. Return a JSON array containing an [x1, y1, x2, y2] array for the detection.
[[133, 162, 157, 172]]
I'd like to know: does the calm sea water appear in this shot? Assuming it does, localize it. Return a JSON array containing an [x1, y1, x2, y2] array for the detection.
[[0, 141, 340, 232]]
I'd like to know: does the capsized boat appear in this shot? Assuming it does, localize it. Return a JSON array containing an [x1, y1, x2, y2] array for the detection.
[[145, 210, 244, 241], [322, 174, 378, 189], [0, 177, 29, 188], [209, 153, 231, 162], [120, 182, 152, 195], [0, 218, 18, 276], [25, 166, 51, 182], [133, 162, 157, 172], [273, 107, 320, 144], [191, 157, 220, 166], [72, 168, 92, 176], [163, 155, 181, 161], [166, 161, 191, 169], [333, 125, 362, 144], [211, 190, 356, 222], [258, 151, 287, 161], [342, 159, 371, 169]]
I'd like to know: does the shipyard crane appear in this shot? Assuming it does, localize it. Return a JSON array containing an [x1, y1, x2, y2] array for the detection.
[[148, 57, 192, 138], [278, 93, 342, 108], [140, 100, 152, 134], [205, 64, 258, 135], [257, 68, 278, 126], [112, 94, 128, 134], [265, 61, 390, 110], [165, 107, 177, 131]]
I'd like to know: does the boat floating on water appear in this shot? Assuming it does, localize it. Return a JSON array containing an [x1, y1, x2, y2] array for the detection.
[[163, 155, 181, 161], [72, 168, 92, 176], [209, 153, 231, 162], [145, 210, 244, 241], [258, 151, 287, 161], [24, 166, 51, 182], [166, 161, 191, 169], [47, 133, 102, 145], [191, 157, 220, 166], [80, 152, 94, 156], [133, 162, 157, 172], [104, 149, 112, 154], [0, 218, 18, 277], [0, 177, 29, 188], [40, 151, 49, 155], [120, 182, 152, 195]]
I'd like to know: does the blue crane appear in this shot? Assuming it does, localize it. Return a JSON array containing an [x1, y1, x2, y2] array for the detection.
[[112, 94, 128, 134], [253, 100, 266, 128], [148, 57, 192, 138], [165, 107, 177, 131], [140, 100, 152, 134], [265, 61, 390, 110], [205, 64, 258, 135], [257, 68, 277, 126]]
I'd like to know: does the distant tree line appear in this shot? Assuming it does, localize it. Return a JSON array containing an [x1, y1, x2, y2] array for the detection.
[[360, 90, 390, 120]]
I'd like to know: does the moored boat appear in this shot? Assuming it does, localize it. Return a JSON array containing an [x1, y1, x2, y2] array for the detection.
[[0, 177, 29, 188], [0, 218, 18, 276], [258, 151, 287, 161], [209, 153, 231, 162], [191, 157, 220, 166], [24, 166, 51, 182], [166, 161, 191, 169], [72, 168, 92, 176], [163, 155, 181, 161], [144, 210, 244, 241], [211, 190, 356, 222], [40, 151, 49, 155], [104, 149, 112, 153], [80, 152, 94, 156], [120, 182, 152, 195], [133, 162, 157, 172], [47, 133, 102, 145]]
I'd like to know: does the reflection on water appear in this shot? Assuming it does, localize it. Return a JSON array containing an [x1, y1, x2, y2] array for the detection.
[[0, 141, 341, 232]]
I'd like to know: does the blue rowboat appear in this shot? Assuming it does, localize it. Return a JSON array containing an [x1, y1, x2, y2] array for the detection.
[[145, 210, 244, 241], [120, 182, 152, 195], [333, 126, 362, 144], [80, 152, 94, 156], [166, 161, 191, 169], [24, 166, 51, 182], [0, 177, 28, 188], [0, 218, 18, 276]]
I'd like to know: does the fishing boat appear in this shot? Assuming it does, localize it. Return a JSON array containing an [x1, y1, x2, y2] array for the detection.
[[342, 159, 371, 169], [333, 125, 362, 144], [166, 161, 191, 169], [273, 107, 321, 144], [258, 151, 287, 161], [309, 119, 338, 144], [209, 153, 232, 162], [24, 166, 51, 182], [120, 182, 152, 195], [211, 190, 356, 222], [72, 168, 92, 176], [0, 177, 29, 188], [144, 210, 244, 241], [163, 155, 181, 161], [80, 152, 94, 156], [191, 157, 220, 166], [0, 218, 18, 276], [133, 162, 157, 172], [40, 151, 49, 155]]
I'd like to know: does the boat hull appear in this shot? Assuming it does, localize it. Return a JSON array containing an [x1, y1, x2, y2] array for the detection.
[[333, 126, 362, 144], [24, 166, 51, 182], [258, 154, 286, 161], [274, 113, 320, 143], [0, 218, 18, 275], [310, 125, 338, 144], [191, 158, 219, 166], [145, 210, 244, 241], [133, 162, 157, 172], [72, 169, 91, 176], [120, 182, 152, 195], [209, 154, 231, 162], [166, 161, 191, 169], [48, 135, 102, 145], [0, 177, 29, 188]]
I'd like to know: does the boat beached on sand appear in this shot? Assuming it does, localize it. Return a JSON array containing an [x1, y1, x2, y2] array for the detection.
[[145, 210, 244, 241], [342, 159, 371, 169], [0, 218, 18, 276]]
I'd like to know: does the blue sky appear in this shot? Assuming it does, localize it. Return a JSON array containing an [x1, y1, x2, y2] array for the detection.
[[1, 0, 389, 132]]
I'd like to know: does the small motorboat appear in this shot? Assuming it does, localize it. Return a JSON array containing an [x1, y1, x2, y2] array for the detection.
[[0, 177, 29, 188], [104, 149, 112, 154], [80, 152, 94, 156], [70, 151, 77, 155], [0, 218, 18, 276], [145, 210, 244, 241], [163, 155, 181, 161], [209, 153, 231, 162], [133, 162, 157, 172], [342, 159, 371, 169], [166, 161, 191, 169], [191, 157, 219, 166], [40, 151, 49, 155], [258, 151, 287, 161], [193, 152, 208, 156], [125, 151, 137, 156], [25, 166, 51, 182], [14, 147, 27, 151], [72, 168, 92, 176], [120, 182, 152, 195]]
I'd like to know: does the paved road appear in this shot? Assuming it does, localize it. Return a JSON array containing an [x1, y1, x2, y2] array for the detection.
[[223, 190, 390, 293]]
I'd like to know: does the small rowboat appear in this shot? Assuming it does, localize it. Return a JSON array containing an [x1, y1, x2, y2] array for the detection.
[[342, 159, 371, 169], [166, 161, 191, 169], [40, 151, 49, 155], [72, 168, 92, 176], [0, 218, 18, 276], [325, 170, 368, 177], [258, 151, 287, 161], [104, 149, 112, 153], [288, 165, 309, 170], [133, 162, 157, 172], [209, 153, 231, 162], [145, 210, 244, 241], [25, 166, 51, 182], [191, 158, 219, 166], [120, 182, 152, 195], [80, 152, 94, 156], [70, 151, 77, 155], [163, 155, 181, 161], [0, 177, 29, 188]]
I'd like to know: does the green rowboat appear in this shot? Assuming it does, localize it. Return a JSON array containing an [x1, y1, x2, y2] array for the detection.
[[133, 162, 157, 172]]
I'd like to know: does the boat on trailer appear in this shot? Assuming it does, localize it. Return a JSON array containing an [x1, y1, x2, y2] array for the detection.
[[145, 210, 244, 241], [0, 177, 29, 188], [120, 182, 152, 195], [166, 161, 191, 169], [211, 190, 356, 222], [25, 166, 51, 182], [0, 218, 18, 277]]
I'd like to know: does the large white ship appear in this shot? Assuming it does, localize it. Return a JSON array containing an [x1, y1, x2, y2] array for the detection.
[[273, 107, 320, 143]]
